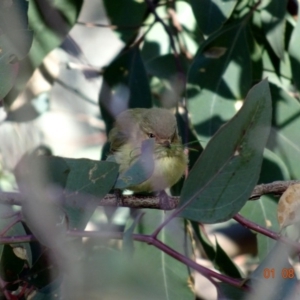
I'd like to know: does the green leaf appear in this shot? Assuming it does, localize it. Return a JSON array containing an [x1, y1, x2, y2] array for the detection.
[[240, 196, 278, 261], [133, 210, 194, 300], [0, 244, 25, 282], [190, 0, 238, 35], [214, 240, 242, 278], [114, 139, 155, 190], [261, 0, 287, 60], [146, 54, 189, 79], [99, 46, 152, 135], [5, 0, 83, 105], [288, 5, 300, 91], [0, 207, 32, 267], [190, 222, 216, 261], [267, 83, 300, 178], [0, 0, 32, 98], [180, 79, 272, 223], [187, 21, 252, 140], [63, 159, 119, 229], [103, 0, 147, 43]]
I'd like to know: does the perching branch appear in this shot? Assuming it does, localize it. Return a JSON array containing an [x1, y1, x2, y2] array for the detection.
[[0, 180, 299, 210]]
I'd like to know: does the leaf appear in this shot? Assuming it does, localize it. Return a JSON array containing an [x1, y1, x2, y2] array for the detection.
[[190, 0, 238, 35], [4, 0, 83, 105], [187, 21, 252, 140], [114, 139, 155, 190], [0, 0, 32, 98], [214, 240, 242, 278], [133, 210, 194, 300], [240, 196, 278, 261], [0, 210, 32, 267], [99, 46, 152, 135], [217, 282, 248, 299], [261, 0, 287, 60], [103, 0, 147, 43], [288, 4, 300, 92], [180, 79, 272, 223], [277, 183, 300, 229], [123, 212, 144, 255], [267, 83, 300, 178], [63, 159, 119, 229], [249, 242, 298, 300]]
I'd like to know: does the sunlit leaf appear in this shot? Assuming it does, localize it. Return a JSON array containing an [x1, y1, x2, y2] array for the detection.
[[190, 0, 238, 35], [187, 21, 252, 141]]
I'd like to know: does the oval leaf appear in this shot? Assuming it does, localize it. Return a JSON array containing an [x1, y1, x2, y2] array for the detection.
[[179, 79, 272, 223]]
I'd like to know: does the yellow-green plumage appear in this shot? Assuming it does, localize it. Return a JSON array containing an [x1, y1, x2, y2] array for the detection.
[[108, 108, 187, 192]]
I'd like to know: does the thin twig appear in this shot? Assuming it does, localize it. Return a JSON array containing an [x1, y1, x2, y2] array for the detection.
[[0, 213, 22, 236], [234, 213, 300, 252]]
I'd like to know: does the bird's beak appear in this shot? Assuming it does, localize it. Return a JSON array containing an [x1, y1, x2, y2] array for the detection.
[[159, 139, 171, 149]]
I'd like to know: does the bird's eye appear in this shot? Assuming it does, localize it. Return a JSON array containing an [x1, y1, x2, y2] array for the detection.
[[148, 133, 155, 138]]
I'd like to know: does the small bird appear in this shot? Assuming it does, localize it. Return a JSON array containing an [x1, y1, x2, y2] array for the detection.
[[108, 107, 188, 193]]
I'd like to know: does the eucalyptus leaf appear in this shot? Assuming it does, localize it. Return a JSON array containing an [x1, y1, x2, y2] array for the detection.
[[99, 46, 152, 135], [267, 83, 300, 178], [190, 0, 238, 35], [240, 196, 278, 261], [103, 0, 147, 43], [63, 159, 119, 229], [4, 0, 83, 106], [288, 4, 300, 91], [133, 210, 194, 300], [187, 21, 252, 140], [261, 0, 287, 60], [180, 79, 272, 223]]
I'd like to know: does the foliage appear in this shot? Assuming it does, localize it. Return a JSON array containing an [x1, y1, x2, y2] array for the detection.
[[1, 0, 300, 299]]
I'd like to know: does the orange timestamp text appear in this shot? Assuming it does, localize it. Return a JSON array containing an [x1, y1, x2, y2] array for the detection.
[[263, 268, 295, 279]]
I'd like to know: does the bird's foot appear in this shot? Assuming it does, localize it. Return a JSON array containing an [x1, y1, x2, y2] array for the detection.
[[158, 190, 173, 210], [114, 189, 124, 206]]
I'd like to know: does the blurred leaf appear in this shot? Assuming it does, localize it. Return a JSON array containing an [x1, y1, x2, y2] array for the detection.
[[5, 0, 83, 105], [259, 148, 290, 184], [103, 0, 147, 43], [6, 92, 49, 122], [267, 83, 300, 178], [261, 0, 287, 60], [277, 183, 300, 230], [0, 213, 32, 267], [0, 244, 25, 282], [187, 21, 252, 140], [217, 282, 248, 299], [133, 210, 194, 300], [240, 196, 278, 261], [180, 79, 272, 223], [288, 4, 300, 91], [190, 0, 238, 35], [26, 249, 60, 289], [123, 212, 144, 254], [99, 46, 152, 135], [214, 240, 242, 278], [146, 54, 189, 79], [191, 222, 216, 261], [249, 242, 298, 300], [114, 139, 155, 190], [63, 159, 119, 229], [0, 0, 32, 99]]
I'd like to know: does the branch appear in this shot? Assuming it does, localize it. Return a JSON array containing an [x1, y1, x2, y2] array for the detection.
[[0, 180, 299, 209], [249, 180, 300, 200], [0, 230, 247, 289]]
